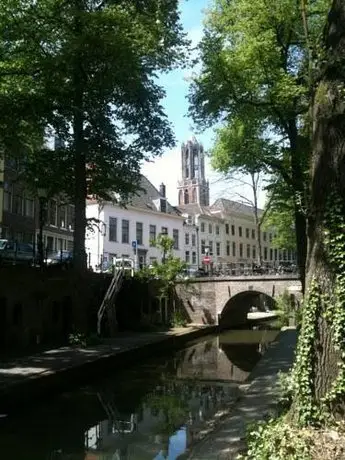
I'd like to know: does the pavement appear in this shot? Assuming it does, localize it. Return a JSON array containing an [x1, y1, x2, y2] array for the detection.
[[183, 327, 298, 460], [0, 325, 215, 411]]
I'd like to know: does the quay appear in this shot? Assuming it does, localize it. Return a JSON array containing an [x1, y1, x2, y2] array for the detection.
[[0, 325, 216, 413]]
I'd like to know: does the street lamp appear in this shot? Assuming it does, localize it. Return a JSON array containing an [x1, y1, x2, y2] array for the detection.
[[37, 187, 47, 267]]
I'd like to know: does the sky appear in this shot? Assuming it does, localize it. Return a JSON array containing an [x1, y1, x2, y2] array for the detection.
[[140, 0, 267, 209]]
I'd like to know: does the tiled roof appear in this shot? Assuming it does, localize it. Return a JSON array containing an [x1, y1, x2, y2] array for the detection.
[[210, 198, 263, 217], [125, 175, 181, 216], [177, 203, 223, 221]]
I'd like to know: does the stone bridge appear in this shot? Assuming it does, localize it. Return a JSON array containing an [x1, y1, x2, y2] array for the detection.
[[174, 275, 302, 327]]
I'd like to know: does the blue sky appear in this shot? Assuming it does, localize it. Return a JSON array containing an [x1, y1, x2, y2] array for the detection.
[[141, 0, 266, 208]]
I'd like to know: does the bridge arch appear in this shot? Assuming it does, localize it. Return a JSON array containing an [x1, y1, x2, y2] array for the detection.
[[219, 290, 276, 328]]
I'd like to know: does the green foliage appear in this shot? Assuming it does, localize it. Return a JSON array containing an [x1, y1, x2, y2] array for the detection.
[[170, 310, 187, 328], [238, 417, 311, 460], [263, 176, 297, 251], [0, 0, 189, 269], [138, 235, 187, 297], [275, 291, 293, 327], [188, 0, 330, 274], [145, 393, 189, 435], [68, 332, 103, 347]]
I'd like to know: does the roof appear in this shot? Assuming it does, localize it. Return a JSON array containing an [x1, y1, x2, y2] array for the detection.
[[123, 175, 181, 216], [210, 198, 263, 217], [177, 203, 223, 221]]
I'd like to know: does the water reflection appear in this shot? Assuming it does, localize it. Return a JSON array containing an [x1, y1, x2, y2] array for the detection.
[[0, 329, 278, 460]]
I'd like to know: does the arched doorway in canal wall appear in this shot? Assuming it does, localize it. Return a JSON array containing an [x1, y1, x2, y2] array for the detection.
[[219, 290, 276, 328]]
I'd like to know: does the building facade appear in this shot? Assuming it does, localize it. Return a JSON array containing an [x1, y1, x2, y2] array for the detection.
[[86, 176, 184, 270], [178, 136, 296, 270], [0, 157, 74, 253]]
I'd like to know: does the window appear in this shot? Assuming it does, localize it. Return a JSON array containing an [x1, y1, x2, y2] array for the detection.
[[239, 226, 242, 237], [252, 246, 256, 259], [274, 248, 278, 260], [173, 229, 179, 249], [226, 241, 230, 256], [201, 239, 206, 254], [192, 251, 196, 264], [239, 243, 243, 258], [191, 234, 196, 246], [25, 198, 34, 218], [247, 244, 251, 258], [48, 200, 57, 226], [58, 205, 66, 228], [13, 195, 23, 215], [225, 223, 229, 234], [269, 233, 273, 243], [200, 222, 205, 232], [209, 223, 212, 234], [252, 229, 255, 239], [185, 251, 190, 263], [149, 225, 156, 246], [3, 189, 12, 211], [216, 225, 220, 235], [216, 242, 220, 256], [232, 241, 236, 257], [122, 219, 129, 243], [270, 248, 273, 260], [209, 241, 213, 255], [264, 247, 268, 260], [246, 228, 250, 238], [263, 232, 267, 242], [136, 222, 143, 245], [161, 226, 168, 235], [231, 225, 235, 236], [109, 217, 117, 242], [185, 233, 190, 245], [160, 198, 167, 213], [67, 206, 74, 230]]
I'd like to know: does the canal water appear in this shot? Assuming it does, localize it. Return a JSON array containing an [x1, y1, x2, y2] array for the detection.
[[0, 328, 279, 460]]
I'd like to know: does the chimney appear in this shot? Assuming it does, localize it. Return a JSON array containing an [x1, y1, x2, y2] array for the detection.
[[159, 182, 166, 197]]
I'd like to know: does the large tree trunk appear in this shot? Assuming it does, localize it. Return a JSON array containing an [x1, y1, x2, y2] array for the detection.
[[72, 1, 87, 273], [288, 119, 308, 293], [292, 0, 345, 422]]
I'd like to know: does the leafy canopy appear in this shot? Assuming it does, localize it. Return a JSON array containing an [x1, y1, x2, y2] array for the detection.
[[0, 0, 189, 201]]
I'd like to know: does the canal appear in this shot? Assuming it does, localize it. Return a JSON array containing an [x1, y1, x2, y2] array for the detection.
[[0, 327, 279, 460]]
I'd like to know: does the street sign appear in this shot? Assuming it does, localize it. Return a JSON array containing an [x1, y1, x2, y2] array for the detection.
[[203, 255, 211, 264], [132, 240, 137, 249]]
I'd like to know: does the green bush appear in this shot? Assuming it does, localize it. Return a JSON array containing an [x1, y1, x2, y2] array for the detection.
[[170, 310, 187, 327], [238, 417, 311, 460]]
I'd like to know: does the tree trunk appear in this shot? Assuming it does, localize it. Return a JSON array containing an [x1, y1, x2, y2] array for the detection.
[[288, 119, 308, 293], [292, 0, 345, 421], [251, 173, 263, 266], [72, 1, 87, 273]]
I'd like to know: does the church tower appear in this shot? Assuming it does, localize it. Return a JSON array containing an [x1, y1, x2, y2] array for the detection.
[[177, 136, 210, 206]]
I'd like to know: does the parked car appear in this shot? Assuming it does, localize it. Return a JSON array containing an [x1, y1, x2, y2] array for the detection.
[[0, 240, 35, 265], [46, 250, 73, 266]]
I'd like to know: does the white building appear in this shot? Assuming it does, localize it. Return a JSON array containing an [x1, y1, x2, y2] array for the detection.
[[86, 176, 184, 270]]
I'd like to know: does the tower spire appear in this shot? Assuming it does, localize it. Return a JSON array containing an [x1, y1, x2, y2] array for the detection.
[[177, 136, 209, 206]]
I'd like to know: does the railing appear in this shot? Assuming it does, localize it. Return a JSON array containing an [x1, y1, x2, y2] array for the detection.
[[97, 267, 124, 336], [184, 262, 299, 279]]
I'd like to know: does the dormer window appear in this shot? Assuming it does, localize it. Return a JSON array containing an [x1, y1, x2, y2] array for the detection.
[[160, 198, 167, 213]]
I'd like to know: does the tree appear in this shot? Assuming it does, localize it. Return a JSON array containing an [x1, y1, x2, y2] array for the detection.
[[188, 0, 330, 290], [0, 0, 188, 271], [263, 174, 297, 252], [291, 0, 345, 422], [211, 119, 273, 265]]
